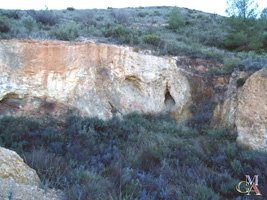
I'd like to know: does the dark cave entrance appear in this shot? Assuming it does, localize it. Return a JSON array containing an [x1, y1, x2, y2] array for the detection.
[[164, 90, 175, 111]]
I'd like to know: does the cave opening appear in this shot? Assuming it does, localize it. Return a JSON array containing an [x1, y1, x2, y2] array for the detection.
[[164, 90, 176, 111]]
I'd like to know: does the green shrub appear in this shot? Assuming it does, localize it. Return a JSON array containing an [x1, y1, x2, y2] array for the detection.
[[185, 98, 216, 132], [25, 149, 69, 188], [111, 10, 130, 25], [0, 9, 21, 19], [204, 47, 225, 63], [0, 20, 9, 33], [193, 184, 219, 200], [207, 128, 237, 141], [220, 180, 239, 198], [21, 15, 36, 33], [236, 77, 246, 87], [1, 112, 267, 199], [138, 11, 149, 17], [142, 34, 161, 47], [168, 7, 185, 31], [49, 21, 79, 41], [67, 7, 75, 11], [102, 24, 139, 45], [111, 25, 128, 39], [82, 117, 106, 132], [139, 147, 162, 172], [28, 9, 58, 26], [78, 11, 96, 27], [222, 57, 242, 73], [153, 10, 161, 16], [230, 159, 242, 175], [224, 17, 264, 52], [96, 16, 104, 21], [67, 170, 114, 199]]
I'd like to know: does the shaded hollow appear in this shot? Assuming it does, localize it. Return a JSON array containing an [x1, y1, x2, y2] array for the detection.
[[0, 93, 25, 107], [164, 91, 175, 111]]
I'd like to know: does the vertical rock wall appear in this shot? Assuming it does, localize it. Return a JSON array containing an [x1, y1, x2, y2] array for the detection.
[[0, 40, 192, 122]]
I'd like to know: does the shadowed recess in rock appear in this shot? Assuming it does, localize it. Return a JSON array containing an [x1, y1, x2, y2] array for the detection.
[[0, 93, 24, 107], [164, 90, 175, 111]]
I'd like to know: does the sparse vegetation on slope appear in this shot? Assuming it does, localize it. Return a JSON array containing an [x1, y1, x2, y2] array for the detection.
[[0, 113, 266, 199], [1, 6, 267, 74]]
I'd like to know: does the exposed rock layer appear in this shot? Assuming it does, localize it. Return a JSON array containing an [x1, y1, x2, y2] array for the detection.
[[0, 40, 192, 122], [235, 68, 267, 151], [213, 68, 267, 151], [0, 40, 266, 151]]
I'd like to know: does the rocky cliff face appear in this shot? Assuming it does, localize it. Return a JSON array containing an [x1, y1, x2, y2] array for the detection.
[[235, 68, 267, 151], [0, 40, 193, 123], [0, 40, 266, 151], [213, 68, 267, 151], [212, 71, 249, 129]]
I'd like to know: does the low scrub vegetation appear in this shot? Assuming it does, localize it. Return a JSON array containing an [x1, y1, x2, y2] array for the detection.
[[1, 6, 267, 74], [0, 113, 266, 199]]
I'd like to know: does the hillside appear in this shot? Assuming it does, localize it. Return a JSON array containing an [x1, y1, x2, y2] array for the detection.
[[1, 6, 267, 74], [0, 6, 267, 200]]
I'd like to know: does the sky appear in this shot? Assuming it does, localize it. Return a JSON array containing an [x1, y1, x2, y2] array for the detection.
[[0, 0, 267, 16]]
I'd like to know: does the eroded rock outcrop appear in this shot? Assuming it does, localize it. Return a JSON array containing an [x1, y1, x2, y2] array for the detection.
[[235, 68, 267, 151], [0, 40, 266, 151], [0, 40, 192, 123], [0, 146, 40, 185], [0, 146, 65, 199], [211, 71, 249, 129], [213, 68, 267, 151]]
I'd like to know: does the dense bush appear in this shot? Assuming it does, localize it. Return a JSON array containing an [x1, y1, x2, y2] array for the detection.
[[186, 98, 216, 132], [111, 10, 130, 25], [236, 77, 246, 87], [168, 6, 185, 31], [138, 11, 149, 17], [1, 113, 267, 199], [222, 53, 267, 73], [78, 11, 96, 27], [0, 19, 10, 33], [49, 21, 79, 41], [67, 7, 75, 11], [142, 33, 161, 47], [21, 15, 37, 33], [28, 9, 58, 26], [109, 25, 128, 39], [102, 24, 140, 45], [0, 9, 21, 19]]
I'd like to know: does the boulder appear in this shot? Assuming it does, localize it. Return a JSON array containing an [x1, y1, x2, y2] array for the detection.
[[0, 146, 40, 186]]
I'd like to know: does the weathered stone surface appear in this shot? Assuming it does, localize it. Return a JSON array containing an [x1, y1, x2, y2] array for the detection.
[[0, 177, 65, 200], [212, 68, 267, 151], [211, 71, 249, 129], [0, 146, 40, 185], [235, 68, 267, 151], [0, 40, 192, 123], [0, 40, 267, 151]]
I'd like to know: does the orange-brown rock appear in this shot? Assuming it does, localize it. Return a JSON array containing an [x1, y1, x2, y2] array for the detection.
[[0, 40, 192, 122], [235, 68, 267, 151], [1, 40, 267, 151]]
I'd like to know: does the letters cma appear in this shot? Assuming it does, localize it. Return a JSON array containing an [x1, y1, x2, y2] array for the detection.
[[236, 175, 261, 195]]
